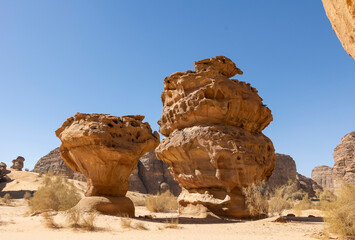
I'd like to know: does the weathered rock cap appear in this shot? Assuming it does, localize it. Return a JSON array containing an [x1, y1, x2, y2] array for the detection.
[[11, 156, 25, 171], [195, 56, 243, 78]]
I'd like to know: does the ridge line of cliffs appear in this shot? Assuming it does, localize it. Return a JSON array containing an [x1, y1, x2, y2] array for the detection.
[[33, 149, 321, 197], [311, 131, 355, 190]]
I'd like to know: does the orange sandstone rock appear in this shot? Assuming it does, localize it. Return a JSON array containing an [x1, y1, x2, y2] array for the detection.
[[322, 0, 355, 58], [156, 56, 275, 219], [55, 113, 159, 216]]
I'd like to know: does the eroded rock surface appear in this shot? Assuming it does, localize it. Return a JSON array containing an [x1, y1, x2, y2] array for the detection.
[[322, 0, 355, 58], [267, 154, 297, 188], [311, 165, 334, 190], [156, 56, 276, 218], [10, 156, 24, 171], [333, 131, 355, 188], [56, 113, 159, 216], [0, 162, 9, 183]]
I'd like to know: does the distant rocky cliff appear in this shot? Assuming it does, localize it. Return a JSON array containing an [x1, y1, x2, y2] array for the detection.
[[311, 131, 355, 190], [33, 148, 181, 196], [266, 153, 322, 197]]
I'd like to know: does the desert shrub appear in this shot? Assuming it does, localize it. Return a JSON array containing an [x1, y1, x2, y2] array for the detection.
[[42, 212, 60, 229], [28, 173, 81, 212], [81, 211, 97, 231], [134, 221, 148, 230], [268, 187, 292, 215], [24, 192, 32, 200], [293, 194, 313, 211], [120, 217, 132, 229], [324, 184, 355, 238], [242, 182, 268, 217], [320, 189, 336, 202], [133, 198, 146, 206], [164, 218, 179, 229], [2, 193, 12, 206], [145, 191, 178, 212], [66, 208, 81, 228]]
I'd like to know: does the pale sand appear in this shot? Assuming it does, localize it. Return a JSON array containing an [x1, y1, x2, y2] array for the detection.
[[0, 170, 324, 240]]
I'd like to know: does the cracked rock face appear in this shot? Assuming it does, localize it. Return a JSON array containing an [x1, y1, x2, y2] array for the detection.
[[11, 156, 25, 171], [156, 56, 275, 218], [333, 131, 355, 188], [311, 165, 334, 190], [322, 0, 355, 58], [55, 113, 159, 216]]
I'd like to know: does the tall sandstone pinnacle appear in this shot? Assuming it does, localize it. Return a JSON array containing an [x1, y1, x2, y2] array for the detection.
[[156, 56, 275, 219], [55, 113, 159, 216], [322, 0, 355, 58]]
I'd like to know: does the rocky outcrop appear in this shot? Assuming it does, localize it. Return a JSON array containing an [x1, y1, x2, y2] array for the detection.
[[129, 151, 181, 196], [333, 131, 355, 188], [267, 154, 297, 188], [156, 56, 276, 219], [10, 156, 24, 171], [311, 165, 334, 190], [296, 173, 322, 197], [56, 113, 159, 216], [34, 148, 181, 196], [266, 154, 322, 197], [0, 162, 10, 183], [33, 148, 85, 181], [322, 0, 355, 58]]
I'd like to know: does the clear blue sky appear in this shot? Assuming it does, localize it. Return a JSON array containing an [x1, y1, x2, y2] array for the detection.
[[0, 1, 354, 177]]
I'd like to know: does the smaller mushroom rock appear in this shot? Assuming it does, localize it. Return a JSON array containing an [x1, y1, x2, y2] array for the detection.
[[10, 156, 25, 171], [55, 113, 160, 216]]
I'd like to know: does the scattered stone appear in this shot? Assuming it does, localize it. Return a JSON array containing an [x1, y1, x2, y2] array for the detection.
[[274, 217, 288, 223], [55, 113, 160, 216], [10, 156, 25, 171], [156, 56, 276, 219]]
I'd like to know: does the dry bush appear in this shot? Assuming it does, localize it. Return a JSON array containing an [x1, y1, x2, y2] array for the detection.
[[164, 218, 179, 229], [120, 217, 132, 229], [145, 191, 178, 213], [242, 182, 269, 217], [28, 173, 81, 213], [133, 198, 146, 206], [324, 184, 355, 238], [320, 190, 336, 202], [293, 194, 313, 211], [24, 192, 32, 200], [134, 221, 148, 230], [42, 212, 61, 229], [81, 211, 97, 231], [1, 193, 12, 206], [66, 208, 81, 228]]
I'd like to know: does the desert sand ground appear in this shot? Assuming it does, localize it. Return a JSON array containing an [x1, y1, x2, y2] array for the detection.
[[0, 170, 326, 240]]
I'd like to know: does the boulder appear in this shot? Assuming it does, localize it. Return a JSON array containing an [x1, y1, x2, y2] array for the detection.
[[10, 156, 25, 171], [311, 165, 334, 190], [0, 162, 10, 183], [333, 131, 355, 188], [321, 0, 355, 58], [156, 56, 276, 219], [55, 113, 159, 216]]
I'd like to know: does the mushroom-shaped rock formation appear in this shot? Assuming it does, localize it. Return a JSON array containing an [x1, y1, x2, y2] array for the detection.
[[55, 113, 160, 216], [10, 156, 25, 171], [156, 56, 275, 219], [322, 0, 355, 58]]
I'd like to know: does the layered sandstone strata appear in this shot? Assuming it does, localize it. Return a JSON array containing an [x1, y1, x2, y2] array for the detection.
[[55, 113, 159, 216], [156, 56, 275, 219], [333, 131, 355, 188], [10, 156, 24, 171], [322, 0, 355, 58], [311, 165, 334, 190]]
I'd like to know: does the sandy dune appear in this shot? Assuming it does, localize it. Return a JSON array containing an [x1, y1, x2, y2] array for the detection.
[[0, 170, 325, 240]]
